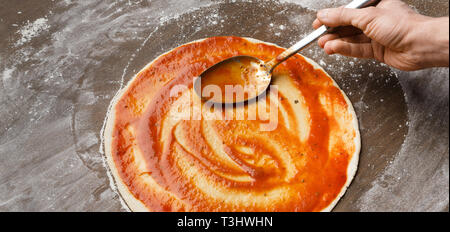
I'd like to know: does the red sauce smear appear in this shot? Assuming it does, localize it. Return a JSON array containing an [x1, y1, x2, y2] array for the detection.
[[110, 36, 357, 212]]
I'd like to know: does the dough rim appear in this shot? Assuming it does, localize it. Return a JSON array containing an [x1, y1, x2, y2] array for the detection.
[[102, 37, 361, 212]]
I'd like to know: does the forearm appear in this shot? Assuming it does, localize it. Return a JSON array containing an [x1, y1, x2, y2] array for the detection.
[[413, 17, 449, 69]]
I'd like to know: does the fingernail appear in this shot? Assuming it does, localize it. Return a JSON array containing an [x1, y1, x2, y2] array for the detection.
[[318, 9, 329, 20]]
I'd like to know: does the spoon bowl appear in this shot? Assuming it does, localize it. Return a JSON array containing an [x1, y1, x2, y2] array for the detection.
[[194, 55, 271, 104]]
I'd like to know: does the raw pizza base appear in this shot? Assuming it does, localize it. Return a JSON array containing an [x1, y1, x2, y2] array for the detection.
[[103, 37, 360, 212]]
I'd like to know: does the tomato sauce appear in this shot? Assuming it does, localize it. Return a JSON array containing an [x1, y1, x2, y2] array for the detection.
[[109, 36, 357, 212]]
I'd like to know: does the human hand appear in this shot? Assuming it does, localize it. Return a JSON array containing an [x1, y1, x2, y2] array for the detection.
[[313, 0, 449, 71]]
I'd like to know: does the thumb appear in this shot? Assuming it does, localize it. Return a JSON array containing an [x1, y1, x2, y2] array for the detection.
[[317, 7, 379, 31]]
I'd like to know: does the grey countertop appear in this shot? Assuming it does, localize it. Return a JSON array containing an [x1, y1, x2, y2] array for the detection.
[[0, 0, 448, 212]]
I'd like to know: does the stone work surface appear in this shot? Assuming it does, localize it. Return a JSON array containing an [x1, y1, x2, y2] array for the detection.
[[0, 0, 448, 211]]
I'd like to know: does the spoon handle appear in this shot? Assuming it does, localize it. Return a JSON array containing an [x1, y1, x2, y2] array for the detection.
[[267, 0, 380, 71]]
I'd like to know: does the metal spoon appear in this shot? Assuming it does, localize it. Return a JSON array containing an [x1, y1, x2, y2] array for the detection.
[[194, 0, 379, 104]]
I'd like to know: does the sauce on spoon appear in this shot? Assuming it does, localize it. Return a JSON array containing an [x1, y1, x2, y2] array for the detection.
[[196, 56, 271, 104]]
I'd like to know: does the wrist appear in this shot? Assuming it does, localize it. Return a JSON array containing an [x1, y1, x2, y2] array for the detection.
[[411, 17, 449, 69]]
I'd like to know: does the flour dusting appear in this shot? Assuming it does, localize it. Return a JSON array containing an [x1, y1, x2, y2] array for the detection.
[[1, 66, 16, 82], [15, 18, 50, 47]]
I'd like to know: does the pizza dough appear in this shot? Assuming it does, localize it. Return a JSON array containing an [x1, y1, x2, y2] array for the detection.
[[103, 37, 360, 212]]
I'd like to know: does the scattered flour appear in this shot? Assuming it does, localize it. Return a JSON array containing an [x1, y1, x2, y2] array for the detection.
[[15, 18, 50, 47], [319, 59, 326, 67], [1, 66, 16, 82], [279, 0, 350, 10]]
